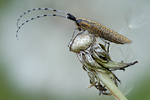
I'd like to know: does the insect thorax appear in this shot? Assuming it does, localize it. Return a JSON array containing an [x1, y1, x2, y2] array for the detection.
[[75, 18, 92, 30], [75, 18, 101, 37]]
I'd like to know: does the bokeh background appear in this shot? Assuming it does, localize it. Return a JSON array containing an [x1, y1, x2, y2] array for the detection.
[[0, 0, 150, 100]]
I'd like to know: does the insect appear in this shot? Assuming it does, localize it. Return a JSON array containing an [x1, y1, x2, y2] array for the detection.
[[16, 8, 132, 44]]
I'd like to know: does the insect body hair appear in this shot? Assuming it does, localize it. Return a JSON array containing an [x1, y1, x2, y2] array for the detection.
[[75, 18, 132, 44]]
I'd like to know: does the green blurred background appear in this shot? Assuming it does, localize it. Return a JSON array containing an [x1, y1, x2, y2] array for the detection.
[[0, 0, 150, 100]]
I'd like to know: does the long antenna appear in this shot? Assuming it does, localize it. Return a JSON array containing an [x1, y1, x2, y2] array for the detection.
[[16, 8, 76, 39], [16, 14, 67, 39]]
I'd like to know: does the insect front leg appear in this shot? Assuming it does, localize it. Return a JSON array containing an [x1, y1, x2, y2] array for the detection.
[[68, 28, 78, 47], [71, 28, 78, 38], [68, 28, 85, 48]]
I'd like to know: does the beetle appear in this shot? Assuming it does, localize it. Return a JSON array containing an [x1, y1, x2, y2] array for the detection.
[[16, 8, 132, 45]]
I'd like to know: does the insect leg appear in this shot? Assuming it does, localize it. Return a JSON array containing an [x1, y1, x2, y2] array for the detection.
[[100, 38, 111, 62], [67, 28, 78, 47], [72, 28, 78, 38], [68, 30, 85, 49]]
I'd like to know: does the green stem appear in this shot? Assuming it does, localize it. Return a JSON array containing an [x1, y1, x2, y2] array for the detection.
[[97, 72, 128, 100]]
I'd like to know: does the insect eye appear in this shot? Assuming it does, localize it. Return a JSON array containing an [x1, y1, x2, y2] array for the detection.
[[76, 19, 82, 31], [76, 19, 81, 26]]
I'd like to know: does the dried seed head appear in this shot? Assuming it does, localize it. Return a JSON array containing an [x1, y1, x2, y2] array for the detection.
[[69, 34, 95, 53], [69, 33, 138, 96]]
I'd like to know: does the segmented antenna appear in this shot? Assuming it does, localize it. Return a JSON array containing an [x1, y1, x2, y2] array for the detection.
[[16, 14, 67, 39], [16, 8, 76, 39], [17, 8, 68, 28]]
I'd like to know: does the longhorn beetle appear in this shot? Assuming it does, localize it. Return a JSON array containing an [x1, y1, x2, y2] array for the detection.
[[16, 8, 132, 45]]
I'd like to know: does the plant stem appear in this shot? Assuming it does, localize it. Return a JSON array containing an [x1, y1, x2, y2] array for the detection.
[[97, 72, 128, 100]]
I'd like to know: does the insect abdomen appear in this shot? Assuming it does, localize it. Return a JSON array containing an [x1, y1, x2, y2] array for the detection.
[[78, 18, 132, 44], [93, 24, 132, 44]]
